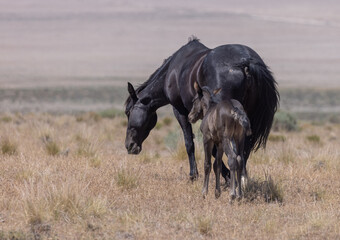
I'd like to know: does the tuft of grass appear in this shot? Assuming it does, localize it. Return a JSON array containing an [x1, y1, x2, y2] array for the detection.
[[98, 108, 124, 119], [120, 120, 128, 127], [86, 196, 108, 218], [88, 112, 102, 122], [172, 143, 187, 161], [1, 116, 12, 123], [276, 147, 295, 165], [89, 157, 101, 168], [0, 230, 28, 240], [75, 114, 85, 122], [268, 134, 286, 142], [139, 153, 153, 164], [77, 139, 97, 158], [243, 174, 283, 203], [1, 139, 17, 155], [196, 216, 213, 236], [45, 141, 60, 156], [115, 169, 139, 191], [154, 122, 163, 130], [16, 170, 34, 182], [306, 134, 321, 144], [162, 117, 173, 126], [309, 188, 325, 202]]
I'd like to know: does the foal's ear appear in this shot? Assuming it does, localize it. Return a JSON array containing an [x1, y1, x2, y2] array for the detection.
[[194, 81, 202, 95], [127, 82, 138, 102], [213, 88, 222, 96]]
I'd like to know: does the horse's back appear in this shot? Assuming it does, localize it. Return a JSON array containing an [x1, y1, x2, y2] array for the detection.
[[165, 40, 210, 112]]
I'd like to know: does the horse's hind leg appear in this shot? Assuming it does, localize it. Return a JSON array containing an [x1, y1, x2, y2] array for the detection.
[[173, 107, 198, 180], [202, 139, 214, 198]]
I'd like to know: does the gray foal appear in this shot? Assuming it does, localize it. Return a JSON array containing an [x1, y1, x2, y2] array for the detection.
[[189, 86, 252, 200]]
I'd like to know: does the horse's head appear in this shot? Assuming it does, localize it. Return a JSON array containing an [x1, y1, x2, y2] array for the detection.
[[124, 82, 157, 154]]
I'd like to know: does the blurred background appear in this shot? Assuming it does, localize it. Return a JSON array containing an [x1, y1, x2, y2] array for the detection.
[[0, 0, 339, 121]]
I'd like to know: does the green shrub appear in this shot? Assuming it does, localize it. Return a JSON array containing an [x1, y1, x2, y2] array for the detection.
[[164, 130, 180, 150], [329, 114, 340, 124], [272, 111, 298, 131]]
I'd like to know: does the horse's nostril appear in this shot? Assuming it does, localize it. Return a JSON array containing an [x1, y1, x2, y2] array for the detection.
[[128, 142, 134, 151]]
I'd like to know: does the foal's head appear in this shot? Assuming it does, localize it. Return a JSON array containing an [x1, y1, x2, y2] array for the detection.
[[188, 83, 220, 123]]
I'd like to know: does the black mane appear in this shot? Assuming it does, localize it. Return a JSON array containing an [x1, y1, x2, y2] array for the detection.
[[125, 37, 201, 107], [125, 55, 173, 107]]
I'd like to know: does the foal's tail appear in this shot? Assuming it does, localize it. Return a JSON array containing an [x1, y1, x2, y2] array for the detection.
[[231, 107, 252, 136]]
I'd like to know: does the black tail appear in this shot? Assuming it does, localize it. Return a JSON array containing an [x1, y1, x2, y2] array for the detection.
[[247, 59, 279, 151]]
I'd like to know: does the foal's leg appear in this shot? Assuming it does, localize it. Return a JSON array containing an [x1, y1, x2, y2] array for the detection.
[[212, 145, 230, 183], [214, 144, 223, 199], [224, 139, 237, 200], [236, 155, 243, 199], [202, 139, 214, 198], [239, 137, 248, 190], [173, 107, 198, 180]]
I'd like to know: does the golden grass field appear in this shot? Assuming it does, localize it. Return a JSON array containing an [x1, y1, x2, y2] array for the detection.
[[0, 112, 339, 239]]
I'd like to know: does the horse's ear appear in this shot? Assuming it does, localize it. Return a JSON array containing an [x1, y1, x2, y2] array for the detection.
[[213, 88, 222, 96], [127, 82, 138, 102]]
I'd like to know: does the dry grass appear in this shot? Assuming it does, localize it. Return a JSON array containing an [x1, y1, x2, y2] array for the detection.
[[0, 113, 339, 239]]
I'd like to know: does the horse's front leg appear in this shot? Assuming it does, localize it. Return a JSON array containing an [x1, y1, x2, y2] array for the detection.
[[173, 107, 198, 180]]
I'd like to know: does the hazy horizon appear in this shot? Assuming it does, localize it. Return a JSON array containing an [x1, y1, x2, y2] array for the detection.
[[1, 0, 340, 89]]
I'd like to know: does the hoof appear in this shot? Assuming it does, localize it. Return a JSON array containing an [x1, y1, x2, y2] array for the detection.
[[189, 173, 198, 181], [215, 189, 221, 199], [236, 194, 243, 201], [230, 192, 236, 201], [241, 176, 248, 189], [202, 189, 208, 199]]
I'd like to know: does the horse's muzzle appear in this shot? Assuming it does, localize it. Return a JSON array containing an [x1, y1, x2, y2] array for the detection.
[[126, 142, 141, 155]]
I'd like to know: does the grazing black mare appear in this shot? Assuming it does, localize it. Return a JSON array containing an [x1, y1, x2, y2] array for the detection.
[[125, 38, 279, 181]]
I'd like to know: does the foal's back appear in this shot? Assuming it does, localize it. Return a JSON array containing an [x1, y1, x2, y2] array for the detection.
[[200, 99, 247, 142]]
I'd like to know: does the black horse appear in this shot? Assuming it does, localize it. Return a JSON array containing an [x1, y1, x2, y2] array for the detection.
[[124, 37, 279, 181]]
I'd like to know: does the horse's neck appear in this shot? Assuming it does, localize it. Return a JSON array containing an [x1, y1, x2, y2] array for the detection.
[[140, 80, 169, 111]]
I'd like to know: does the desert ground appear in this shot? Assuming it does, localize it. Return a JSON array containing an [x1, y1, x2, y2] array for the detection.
[[0, 113, 339, 239], [0, 0, 340, 239]]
